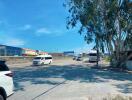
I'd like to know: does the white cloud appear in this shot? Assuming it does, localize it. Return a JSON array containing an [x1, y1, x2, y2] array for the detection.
[[30, 25, 79, 37], [0, 34, 26, 46], [4, 38, 25, 46], [35, 26, 79, 37], [36, 27, 64, 36], [36, 28, 51, 34], [19, 24, 31, 30], [74, 44, 94, 54]]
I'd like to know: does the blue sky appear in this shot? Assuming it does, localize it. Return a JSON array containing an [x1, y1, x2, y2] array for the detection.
[[0, 0, 94, 52]]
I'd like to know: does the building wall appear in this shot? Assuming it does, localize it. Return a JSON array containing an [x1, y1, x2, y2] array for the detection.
[[0, 45, 22, 56], [126, 61, 132, 70], [6, 46, 22, 56], [0, 45, 48, 57], [22, 48, 37, 56], [126, 50, 132, 70], [22, 49, 47, 56], [0, 45, 6, 56], [36, 50, 48, 55]]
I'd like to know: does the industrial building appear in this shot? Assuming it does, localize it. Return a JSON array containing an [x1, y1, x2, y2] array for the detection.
[[0, 45, 22, 56], [0, 44, 47, 56], [22, 48, 37, 56], [22, 49, 47, 56]]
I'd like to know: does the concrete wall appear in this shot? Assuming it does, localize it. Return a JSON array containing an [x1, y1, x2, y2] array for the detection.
[[0, 56, 34, 64], [126, 61, 132, 70], [0, 55, 72, 64]]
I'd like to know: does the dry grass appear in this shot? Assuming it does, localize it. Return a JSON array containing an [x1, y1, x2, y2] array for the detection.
[[86, 95, 132, 100], [103, 95, 132, 100]]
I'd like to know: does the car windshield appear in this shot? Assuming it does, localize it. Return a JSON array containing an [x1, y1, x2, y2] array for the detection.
[[34, 57, 42, 60], [89, 53, 97, 56]]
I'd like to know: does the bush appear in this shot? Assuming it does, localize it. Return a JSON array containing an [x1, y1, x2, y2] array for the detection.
[[104, 56, 111, 62]]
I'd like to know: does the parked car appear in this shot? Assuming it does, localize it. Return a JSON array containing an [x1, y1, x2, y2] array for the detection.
[[76, 56, 82, 61], [73, 56, 76, 60], [73, 56, 82, 61], [33, 55, 53, 65], [88, 50, 100, 62], [0, 60, 14, 100]]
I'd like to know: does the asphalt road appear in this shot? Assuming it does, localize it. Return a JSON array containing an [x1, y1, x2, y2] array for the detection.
[[8, 60, 132, 100]]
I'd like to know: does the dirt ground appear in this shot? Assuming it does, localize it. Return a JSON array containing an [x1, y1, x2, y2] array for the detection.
[[7, 57, 109, 68], [8, 58, 132, 100], [7, 58, 82, 68]]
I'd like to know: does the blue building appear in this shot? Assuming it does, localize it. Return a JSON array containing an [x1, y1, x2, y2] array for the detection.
[[63, 51, 74, 56], [0, 45, 22, 56]]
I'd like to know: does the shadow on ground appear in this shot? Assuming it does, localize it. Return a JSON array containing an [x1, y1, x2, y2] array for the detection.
[[12, 64, 132, 94]]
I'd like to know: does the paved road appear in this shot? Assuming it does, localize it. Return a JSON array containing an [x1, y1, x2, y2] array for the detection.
[[8, 62, 132, 100]]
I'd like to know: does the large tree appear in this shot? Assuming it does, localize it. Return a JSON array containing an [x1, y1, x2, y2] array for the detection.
[[65, 0, 132, 68]]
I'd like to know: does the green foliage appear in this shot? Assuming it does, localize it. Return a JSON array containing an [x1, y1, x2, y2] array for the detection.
[[65, 0, 131, 68], [104, 56, 111, 62]]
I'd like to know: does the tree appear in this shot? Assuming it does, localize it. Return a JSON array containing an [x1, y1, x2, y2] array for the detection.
[[65, 0, 131, 68]]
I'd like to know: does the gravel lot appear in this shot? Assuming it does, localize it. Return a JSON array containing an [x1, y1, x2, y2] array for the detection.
[[8, 59, 132, 100]]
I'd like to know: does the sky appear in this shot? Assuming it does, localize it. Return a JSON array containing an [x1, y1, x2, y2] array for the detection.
[[0, 0, 94, 53]]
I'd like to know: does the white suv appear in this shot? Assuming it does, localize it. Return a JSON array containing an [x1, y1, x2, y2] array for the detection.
[[0, 60, 14, 100]]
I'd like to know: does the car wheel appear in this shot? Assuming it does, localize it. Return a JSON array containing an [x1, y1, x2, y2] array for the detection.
[[49, 61, 51, 64], [0, 94, 4, 100], [41, 62, 44, 65]]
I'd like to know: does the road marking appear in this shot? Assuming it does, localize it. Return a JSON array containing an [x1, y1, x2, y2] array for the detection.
[[31, 80, 67, 100]]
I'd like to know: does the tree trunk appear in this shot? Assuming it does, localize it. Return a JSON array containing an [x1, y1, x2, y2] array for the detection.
[[96, 39, 99, 68]]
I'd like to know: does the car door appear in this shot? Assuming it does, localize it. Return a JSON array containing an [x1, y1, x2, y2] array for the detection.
[[45, 57, 50, 64], [0, 62, 14, 96]]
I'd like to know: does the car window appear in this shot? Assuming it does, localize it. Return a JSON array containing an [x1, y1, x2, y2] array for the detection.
[[0, 61, 9, 71], [45, 57, 52, 60], [34, 57, 42, 60]]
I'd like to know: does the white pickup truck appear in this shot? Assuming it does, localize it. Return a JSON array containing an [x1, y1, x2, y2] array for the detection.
[[0, 60, 14, 100]]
